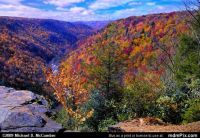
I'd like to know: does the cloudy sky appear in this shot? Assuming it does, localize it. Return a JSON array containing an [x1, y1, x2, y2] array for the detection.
[[0, 0, 185, 21]]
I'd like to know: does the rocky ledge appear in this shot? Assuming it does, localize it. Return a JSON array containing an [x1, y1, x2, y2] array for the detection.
[[0, 86, 62, 132], [108, 118, 200, 132]]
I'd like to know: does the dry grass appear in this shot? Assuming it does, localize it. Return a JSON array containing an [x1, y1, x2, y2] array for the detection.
[[109, 118, 200, 132]]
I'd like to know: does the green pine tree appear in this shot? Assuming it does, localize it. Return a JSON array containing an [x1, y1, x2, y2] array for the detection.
[[84, 24, 128, 131]]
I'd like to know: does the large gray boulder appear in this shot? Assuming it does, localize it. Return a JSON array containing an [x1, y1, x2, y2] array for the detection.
[[0, 86, 62, 132]]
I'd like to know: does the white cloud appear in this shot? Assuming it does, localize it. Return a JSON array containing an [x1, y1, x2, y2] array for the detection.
[[0, 3, 45, 18], [43, 0, 84, 7], [70, 7, 85, 13], [0, 0, 22, 4], [89, 0, 133, 10], [146, 2, 156, 6], [69, 7, 94, 15], [157, 6, 165, 10], [0, 0, 185, 21], [111, 8, 137, 19], [148, 5, 182, 14], [129, 2, 142, 6], [0, 2, 95, 21]]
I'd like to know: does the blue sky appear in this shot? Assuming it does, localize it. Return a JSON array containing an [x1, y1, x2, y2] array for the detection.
[[0, 0, 185, 21]]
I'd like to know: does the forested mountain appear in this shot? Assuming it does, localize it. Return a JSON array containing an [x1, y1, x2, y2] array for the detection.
[[59, 11, 189, 95], [0, 16, 95, 95]]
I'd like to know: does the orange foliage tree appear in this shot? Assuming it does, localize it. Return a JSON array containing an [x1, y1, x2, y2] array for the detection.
[[44, 60, 93, 128]]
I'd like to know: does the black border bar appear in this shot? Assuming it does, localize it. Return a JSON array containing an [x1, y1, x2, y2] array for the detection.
[[0, 132, 199, 138]]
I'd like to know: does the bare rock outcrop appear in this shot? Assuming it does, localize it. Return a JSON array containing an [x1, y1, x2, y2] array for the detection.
[[0, 86, 62, 132]]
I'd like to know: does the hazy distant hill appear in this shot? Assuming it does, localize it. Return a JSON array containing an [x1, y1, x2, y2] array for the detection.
[[74, 21, 111, 30]]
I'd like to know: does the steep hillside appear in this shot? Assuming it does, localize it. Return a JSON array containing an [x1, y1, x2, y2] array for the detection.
[[58, 12, 189, 102], [0, 16, 94, 95]]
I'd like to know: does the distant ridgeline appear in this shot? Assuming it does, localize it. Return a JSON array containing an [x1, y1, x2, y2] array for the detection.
[[0, 16, 95, 96]]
